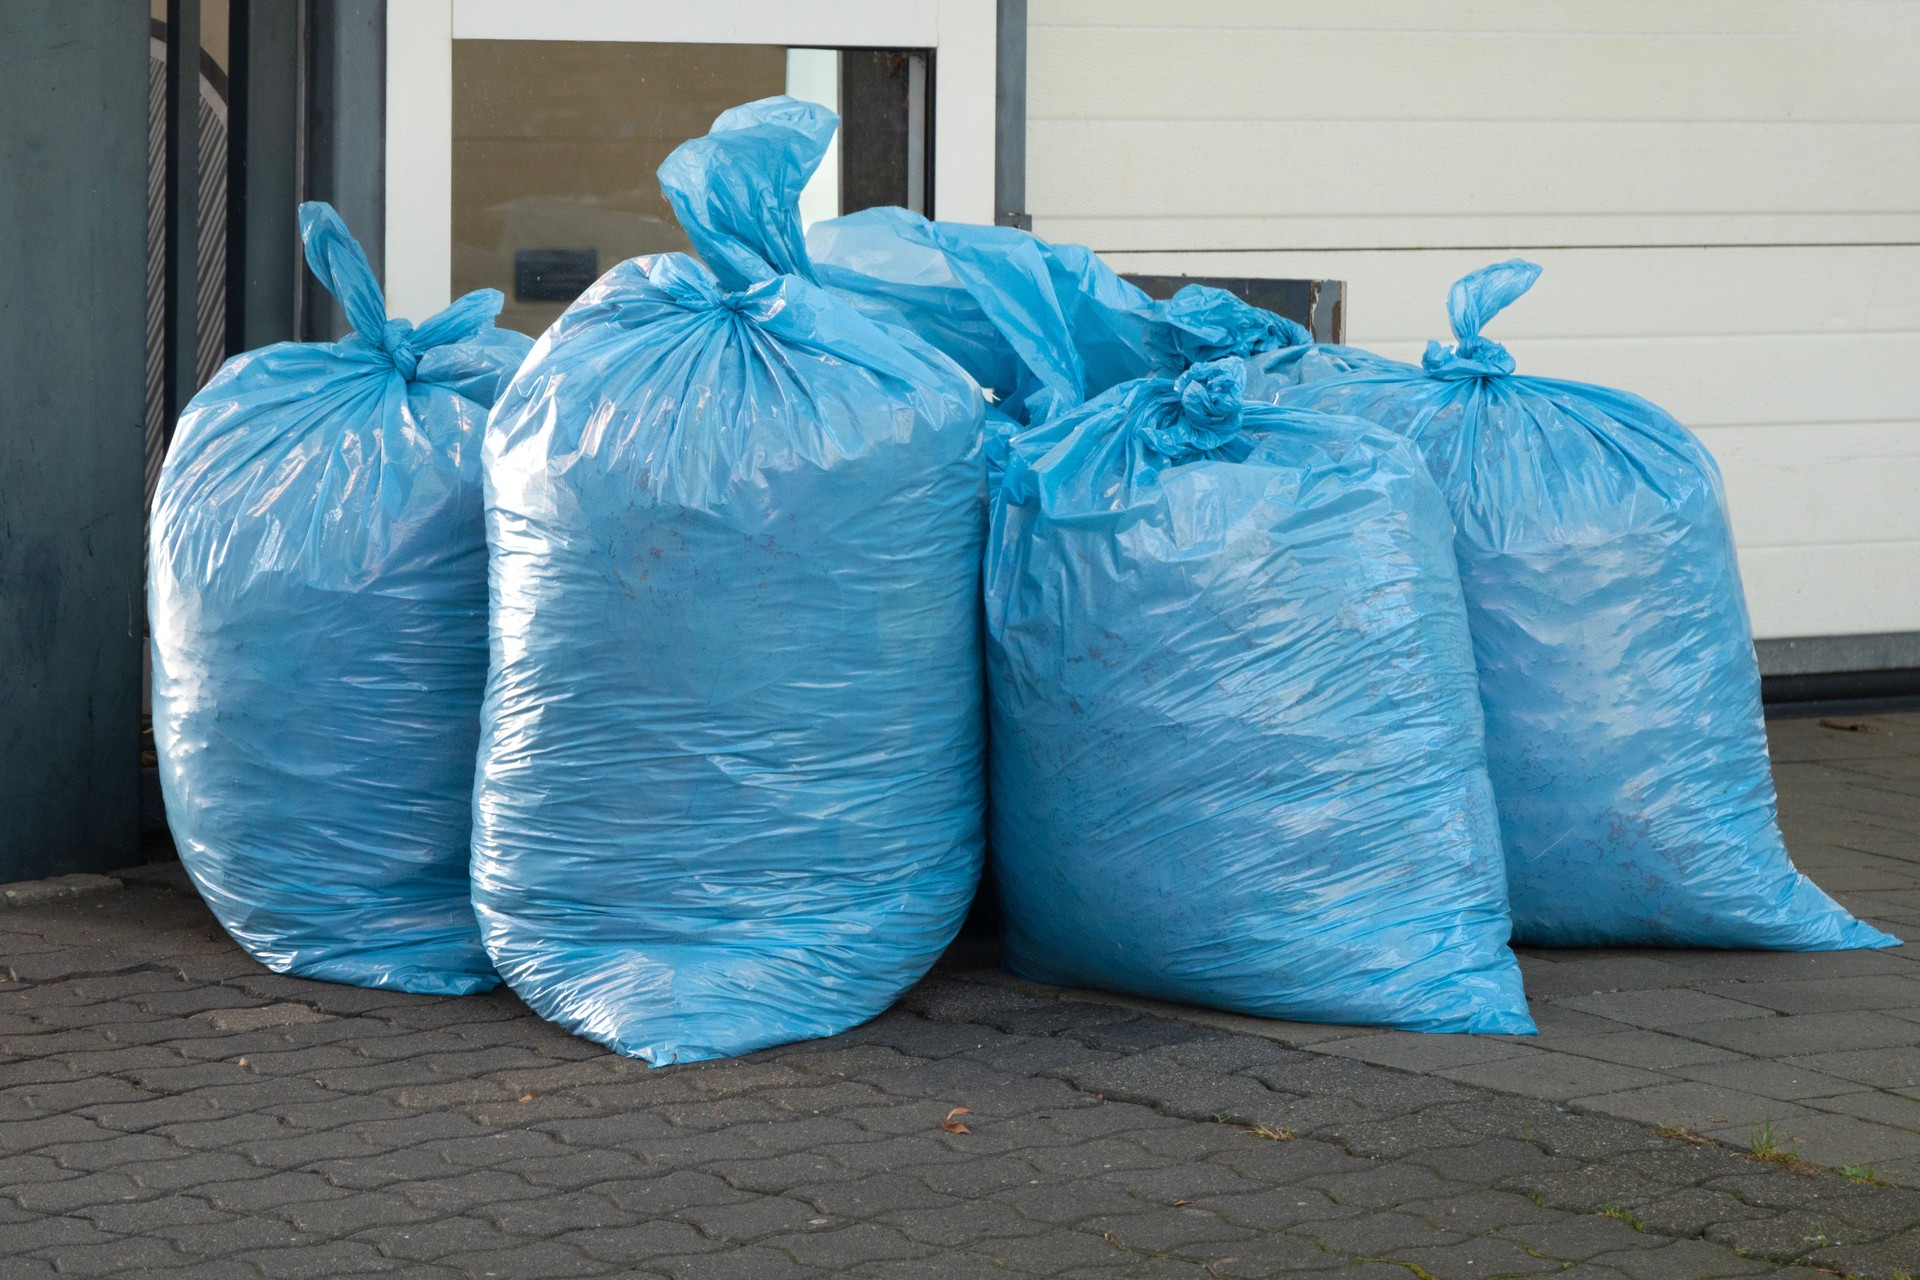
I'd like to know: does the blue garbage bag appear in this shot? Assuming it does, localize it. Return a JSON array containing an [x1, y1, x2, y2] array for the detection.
[[810, 208, 1169, 427], [1267, 260, 1895, 950], [471, 97, 988, 1063], [986, 357, 1534, 1033], [149, 202, 531, 994], [1154, 282, 1410, 397]]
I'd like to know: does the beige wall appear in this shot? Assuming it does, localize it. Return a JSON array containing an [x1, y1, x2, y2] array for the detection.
[[1027, 0, 1920, 641]]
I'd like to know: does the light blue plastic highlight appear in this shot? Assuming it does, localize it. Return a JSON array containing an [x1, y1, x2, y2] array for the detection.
[[148, 202, 530, 995], [471, 98, 988, 1064], [1269, 260, 1897, 951], [986, 358, 1535, 1034]]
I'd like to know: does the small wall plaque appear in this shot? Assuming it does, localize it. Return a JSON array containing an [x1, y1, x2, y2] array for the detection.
[[514, 248, 599, 303]]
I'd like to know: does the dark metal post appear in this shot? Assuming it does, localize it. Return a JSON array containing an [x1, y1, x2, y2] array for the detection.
[[164, 0, 201, 424], [302, 0, 386, 341], [0, 0, 150, 880], [994, 0, 1029, 230], [228, 0, 305, 352]]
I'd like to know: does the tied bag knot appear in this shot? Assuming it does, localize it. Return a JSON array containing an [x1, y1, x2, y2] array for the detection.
[[377, 318, 421, 380], [298, 201, 504, 381], [1143, 357, 1246, 459], [1422, 333, 1516, 379], [1420, 256, 1541, 381]]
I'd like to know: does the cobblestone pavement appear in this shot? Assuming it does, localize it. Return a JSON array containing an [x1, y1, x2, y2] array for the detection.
[[2, 714, 1919, 1278]]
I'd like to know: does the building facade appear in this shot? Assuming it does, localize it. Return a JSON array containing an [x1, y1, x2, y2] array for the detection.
[[3, 0, 1916, 878]]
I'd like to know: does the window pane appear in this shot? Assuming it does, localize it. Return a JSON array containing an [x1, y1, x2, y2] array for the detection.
[[453, 40, 787, 336], [452, 39, 929, 336]]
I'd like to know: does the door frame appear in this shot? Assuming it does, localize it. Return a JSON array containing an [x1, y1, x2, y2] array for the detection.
[[384, 0, 997, 322]]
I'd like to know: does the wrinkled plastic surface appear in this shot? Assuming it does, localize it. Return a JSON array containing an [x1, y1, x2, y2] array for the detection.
[[810, 208, 1166, 428], [1158, 283, 1412, 398], [149, 203, 531, 994], [812, 216, 1402, 426], [1268, 261, 1895, 950], [986, 358, 1533, 1033], [472, 97, 988, 1064]]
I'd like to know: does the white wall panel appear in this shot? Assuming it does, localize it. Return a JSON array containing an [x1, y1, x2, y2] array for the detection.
[[1032, 3, 1920, 644]]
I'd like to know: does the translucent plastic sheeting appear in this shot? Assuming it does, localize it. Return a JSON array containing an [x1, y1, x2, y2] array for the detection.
[[471, 98, 988, 1063], [987, 358, 1534, 1033], [149, 203, 530, 994], [1267, 260, 1896, 951], [812, 212, 1373, 491], [1156, 283, 1412, 397], [810, 208, 1168, 425]]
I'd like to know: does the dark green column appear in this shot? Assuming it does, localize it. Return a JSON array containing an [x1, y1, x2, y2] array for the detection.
[[0, 0, 149, 880]]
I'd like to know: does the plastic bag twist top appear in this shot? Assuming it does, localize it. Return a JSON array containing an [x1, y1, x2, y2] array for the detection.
[[1420, 258, 1540, 380], [656, 95, 830, 290], [1139, 357, 1247, 459], [297, 201, 505, 379], [150, 202, 530, 996]]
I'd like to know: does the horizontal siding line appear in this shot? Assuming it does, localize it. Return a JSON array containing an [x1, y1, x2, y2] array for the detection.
[[1030, 25, 1913, 39], [1033, 117, 1920, 127], [1032, 116, 1920, 126], [1696, 420, 1920, 432], [1738, 545, 1920, 555], [1493, 332, 1920, 343], [1093, 242, 1920, 254]]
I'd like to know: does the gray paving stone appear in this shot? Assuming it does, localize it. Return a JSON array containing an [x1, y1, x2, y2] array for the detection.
[[1805, 1087, 1920, 1132], [1705, 974, 1920, 1015], [1558, 988, 1776, 1029], [968, 1227, 1134, 1274], [1509, 956, 1698, 1001], [1807, 1234, 1920, 1280], [486, 1189, 638, 1235], [1667, 1056, 1864, 1101], [1502, 1212, 1665, 1261], [1540, 1030, 1745, 1071], [352, 1213, 523, 1263], [993, 1176, 1147, 1225], [1572, 1081, 1816, 1132], [1782, 1044, 1920, 1093], [1633, 1186, 1772, 1235], [436, 1239, 615, 1278], [1709, 1112, 1920, 1171], [1076, 1204, 1257, 1252], [1187, 1234, 1351, 1276], [1411, 1136, 1583, 1188], [880, 1199, 1053, 1248], [1438, 1051, 1671, 1100], [1388, 1236, 1570, 1278], [763, 1221, 932, 1269], [1311, 1032, 1538, 1073], [1587, 1237, 1774, 1278], [1707, 1207, 1882, 1258], [1686, 1011, 1920, 1057], [28, 1233, 196, 1276], [647, 1246, 830, 1280], [1292, 1209, 1468, 1255], [1403, 1188, 1562, 1234]]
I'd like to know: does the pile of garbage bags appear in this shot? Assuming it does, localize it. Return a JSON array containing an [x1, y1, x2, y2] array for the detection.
[[149, 96, 1893, 1065]]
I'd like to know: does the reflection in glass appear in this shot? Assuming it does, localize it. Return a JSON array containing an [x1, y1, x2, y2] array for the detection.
[[452, 40, 931, 336]]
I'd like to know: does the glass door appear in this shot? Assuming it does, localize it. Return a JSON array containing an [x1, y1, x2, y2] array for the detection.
[[385, 0, 996, 326]]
